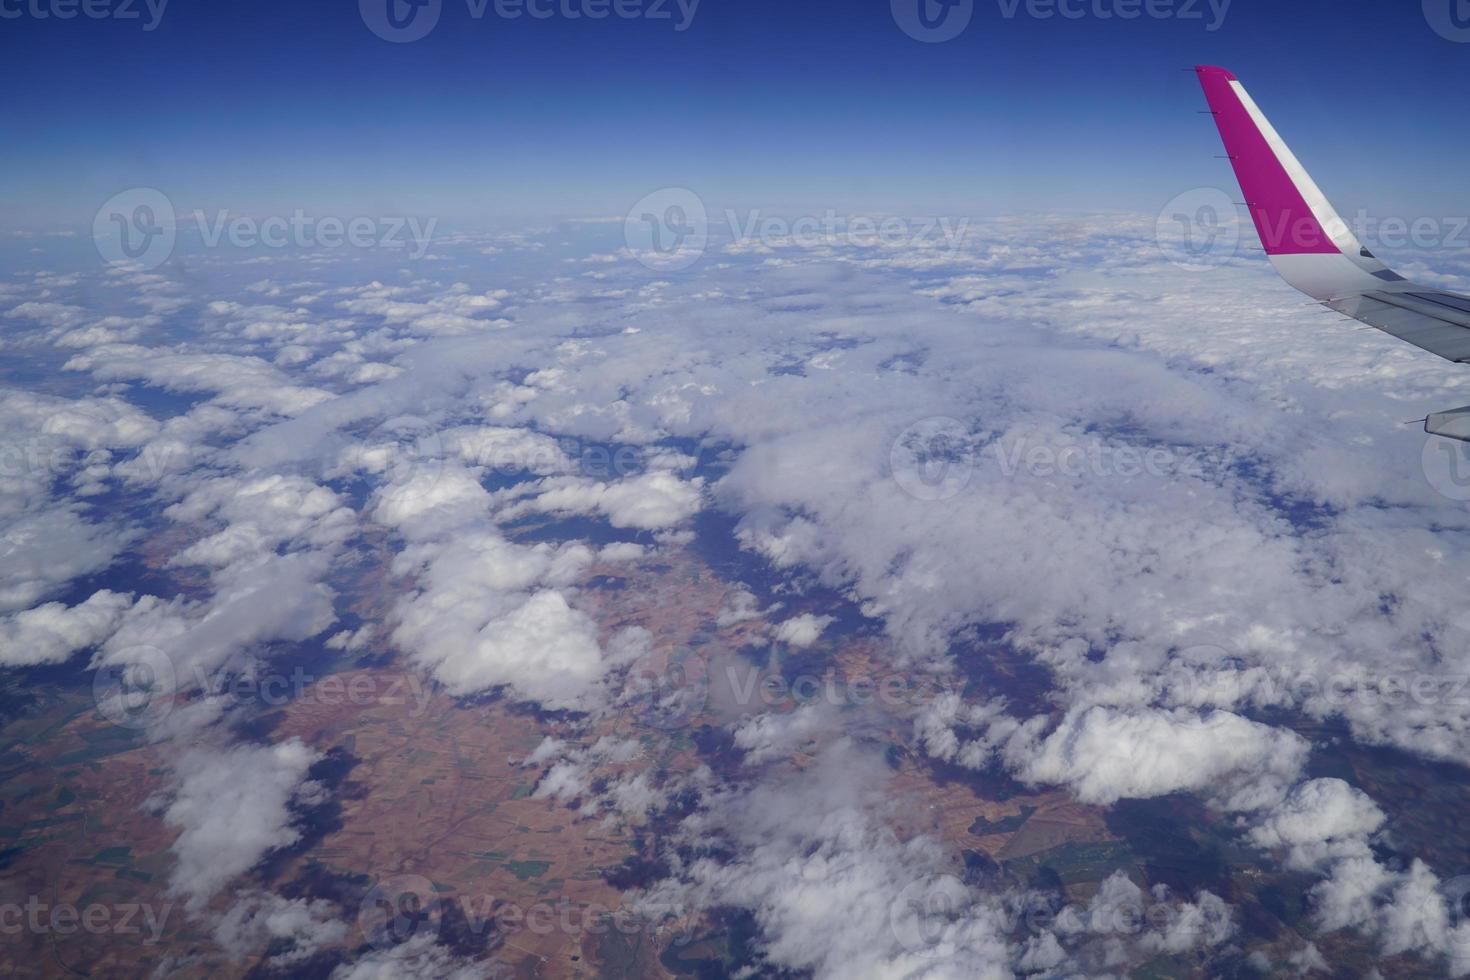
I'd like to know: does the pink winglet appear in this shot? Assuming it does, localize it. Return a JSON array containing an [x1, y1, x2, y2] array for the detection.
[[1195, 66, 1340, 255]]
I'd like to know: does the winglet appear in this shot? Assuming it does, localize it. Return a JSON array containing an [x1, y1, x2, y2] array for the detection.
[[1194, 67, 1400, 300], [1194, 65, 1351, 256]]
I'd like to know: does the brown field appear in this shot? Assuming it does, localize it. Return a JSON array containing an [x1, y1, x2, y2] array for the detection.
[[0, 539, 1122, 977]]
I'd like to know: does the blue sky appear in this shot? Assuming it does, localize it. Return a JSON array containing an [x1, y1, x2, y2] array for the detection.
[[4, 0, 1469, 226]]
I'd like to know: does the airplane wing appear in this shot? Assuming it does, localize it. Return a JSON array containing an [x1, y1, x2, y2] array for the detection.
[[1194, 65, 1470, 441]]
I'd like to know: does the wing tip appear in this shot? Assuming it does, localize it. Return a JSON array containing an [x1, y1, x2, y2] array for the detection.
[[1194, 65, 1237, 80]]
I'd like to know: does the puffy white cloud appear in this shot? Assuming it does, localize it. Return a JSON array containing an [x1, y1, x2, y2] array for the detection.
[[212, 890, 347, 965], [1249, 779, 1387, 855], [1378, 860, 1452, 958], [167, 473, 355, 569], [160, 739, 322, 909], [63, 345, 334, 416], [1285, 943, 1329, 974], [440, 424, 572, 475], [1139, 890, 1234, 956], [0, 388, 160, 610], [1013, 706, 1310, 811], [0, 589, 133, 666], [95, 552, 339, 726], [598, 541, 646, 562], [732, 703, 834, 764], [0, 508, 134, 613], [913, 692, 1037, 771], [338, 280, 509, 337], [385, 513, 609, 708], [370, 460, 482, 522], [17, 213, 1470, 975], [501, 470, 704, 530], [329, 933, 499, 980], [638, 742, 1016, 979], [1049, 870, 1234, 961], [528, 735, 684, 825], [773, 613, 833, 648], [416, 589, 602, 707], [715, 586, 764, 627]]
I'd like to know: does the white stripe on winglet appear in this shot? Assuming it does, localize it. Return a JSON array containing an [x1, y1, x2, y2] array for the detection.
[[1229, 79, 1361, 255]]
